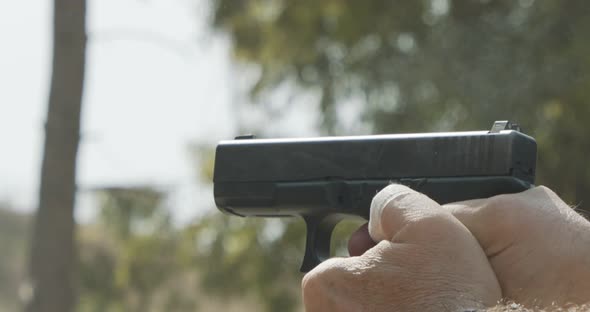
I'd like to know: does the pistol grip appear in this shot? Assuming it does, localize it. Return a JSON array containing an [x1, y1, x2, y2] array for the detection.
[[300, 215, 346, 273]]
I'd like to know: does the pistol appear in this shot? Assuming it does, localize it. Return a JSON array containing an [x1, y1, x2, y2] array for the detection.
[[213, 121, 537, 272]]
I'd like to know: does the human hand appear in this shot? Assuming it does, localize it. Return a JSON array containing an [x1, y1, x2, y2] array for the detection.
[[346, 185, 590, 309], [302, 184, 502, 311], [442, 186, 590, 307]]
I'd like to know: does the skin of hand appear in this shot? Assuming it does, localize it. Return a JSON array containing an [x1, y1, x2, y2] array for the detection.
[[348, 185, 590, 308], [443, 186, 590, 307], [302, 184, 502, 312]]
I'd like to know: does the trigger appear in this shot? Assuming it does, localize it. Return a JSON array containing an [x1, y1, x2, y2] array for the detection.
[[300, 215, 344, 273]]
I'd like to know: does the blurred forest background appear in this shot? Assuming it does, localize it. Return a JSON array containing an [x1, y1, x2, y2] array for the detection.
[[2, 0, 590, 311]]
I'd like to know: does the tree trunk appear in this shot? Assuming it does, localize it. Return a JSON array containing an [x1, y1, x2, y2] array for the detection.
[[27, 1, 86, 311]]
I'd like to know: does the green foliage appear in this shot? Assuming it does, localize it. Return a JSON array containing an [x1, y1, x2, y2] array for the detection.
[[185, 215, 304, 311], [96, 187, 168, 239], [188, 144, 216, 182], [182, 211, 363, 312], [78, 187, 199, 312], [211, 0, 590, 206]]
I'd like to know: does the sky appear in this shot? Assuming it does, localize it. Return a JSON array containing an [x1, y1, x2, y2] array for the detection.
[[0, 0, 237, 224]]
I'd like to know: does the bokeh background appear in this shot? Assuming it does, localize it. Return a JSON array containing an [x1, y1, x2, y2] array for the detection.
[[1, 0, 590, 311]]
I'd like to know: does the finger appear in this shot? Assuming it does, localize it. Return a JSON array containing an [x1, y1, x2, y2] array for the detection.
[[302, 256, 361, 312], [368, 184, 445, 243], [347, 223, 376, 256]]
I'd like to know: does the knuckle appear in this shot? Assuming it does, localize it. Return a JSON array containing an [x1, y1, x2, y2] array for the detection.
[[477, 191, 535, 232], [382, 183, 413, 195], [487, 189, 528, 211], [382, 191, 440, 221], [533, 185, 550, 193], [301, 258, 363, 310], [522, 185, 558, 203], [371, 183, 438, 217], [474, 194, 519, 225], [485, 193, 513, 210], [531, 185, 559, 200], [301, 271, 324, 299], [371, 184, 412, 211], [301, 258, 346, 294], [372, 185, 444, 241], [384, 190, 419, 208], [301, 271, 318, 295], [380, 189, 436, 215]]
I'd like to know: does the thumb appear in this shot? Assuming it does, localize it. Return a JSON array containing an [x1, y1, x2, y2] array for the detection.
[[368, 184, 467, 245], [441, 186, 567, 257], [441, 198, 502, 256], [367, 184, 503, 308]]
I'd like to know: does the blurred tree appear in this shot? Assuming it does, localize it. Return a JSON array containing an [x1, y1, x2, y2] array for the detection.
[[210, 0, 590, 207], [28, 1, 87, 311], [0, 205, 30, 311], [96, 187, 168, 240], [77, 187, 199, 312]]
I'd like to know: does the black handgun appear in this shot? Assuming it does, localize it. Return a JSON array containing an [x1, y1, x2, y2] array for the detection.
[[213, 121, 537, 272]]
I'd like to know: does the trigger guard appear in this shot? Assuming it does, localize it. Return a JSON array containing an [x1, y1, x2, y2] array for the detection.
[[300, 215, 345, 272]]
